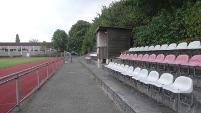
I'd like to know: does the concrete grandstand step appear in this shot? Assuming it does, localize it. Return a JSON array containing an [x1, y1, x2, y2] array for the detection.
[[80, 59, 175, 113]]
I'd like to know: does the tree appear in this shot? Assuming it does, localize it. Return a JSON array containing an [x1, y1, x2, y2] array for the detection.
[[29, 38, 39, 43], [67, 20, 91, 54], [15, 34, 20, 43], [40, 41, 47, 53], [185, 1, 201, 41], [52, 29, 68, 52]]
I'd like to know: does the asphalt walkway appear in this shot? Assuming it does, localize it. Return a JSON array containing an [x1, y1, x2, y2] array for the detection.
[[12, 58, 121, 113]]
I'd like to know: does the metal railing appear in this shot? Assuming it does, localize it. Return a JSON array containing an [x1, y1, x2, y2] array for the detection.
[[0, 57, 64, 112]]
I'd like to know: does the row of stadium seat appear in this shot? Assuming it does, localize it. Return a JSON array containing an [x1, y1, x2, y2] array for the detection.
[[128, 41, 201, 52], [105, 63, 194, 111], [103, 41, 201, 112], [117, 53, 201, 76], [106, 63, 192, 94]]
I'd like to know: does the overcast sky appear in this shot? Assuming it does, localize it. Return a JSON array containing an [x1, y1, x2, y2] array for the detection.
[[0, 0, 118, 42]]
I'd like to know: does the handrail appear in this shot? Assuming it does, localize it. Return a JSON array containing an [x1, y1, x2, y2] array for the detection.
[[0, 58, 62, 82], [0, 57, 64, 112]]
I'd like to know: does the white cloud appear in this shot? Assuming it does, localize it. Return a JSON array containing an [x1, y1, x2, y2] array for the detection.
[[0, 0, 118, 42]]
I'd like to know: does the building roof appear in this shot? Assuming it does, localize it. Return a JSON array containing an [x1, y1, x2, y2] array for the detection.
[[0, 42, 51, 46], [94, 26, 132, 34]]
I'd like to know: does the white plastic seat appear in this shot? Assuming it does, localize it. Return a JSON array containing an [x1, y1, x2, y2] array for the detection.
[[132, 69, 148, 80], [105, 62, 114, 68], [119, 65, 129, 73], [139, 71, 159, 84], [150, 73, 173, 87], [167, 43, 177, 50], [128, 67, 141, 77], [143, 46, 149, 51], [113, 64, 123, 71], [187, 41, 201, 49], [148, 46, 154, 51], [131, 47, 136, 51], [153, 45, 161, 51], [139, 46, 144, 51], [112, 63, 118, 68], [108, 63, 117, 70], [114, 64, 123, 72], [135, 47, 140, 51], [175, 42, 188, 50], [160, 44, 168, 50], [122, 66, 134, 75], [163, 76, 193, 93], [106, 62, 116, 69], [128, 48, 132, 51], [105, 62, 112, 67]]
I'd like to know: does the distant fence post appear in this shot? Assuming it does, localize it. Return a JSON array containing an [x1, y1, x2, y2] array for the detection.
[[36, 68, 40, 89], [46, 63, 49, 79], [55, 60, 58, 69], [52, 61, 54, 72], [54, 60, 56, 69], [15, 74, 20, 111]]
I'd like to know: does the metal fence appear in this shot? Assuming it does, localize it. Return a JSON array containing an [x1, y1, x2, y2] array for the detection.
[[0, 57, 64, 112]]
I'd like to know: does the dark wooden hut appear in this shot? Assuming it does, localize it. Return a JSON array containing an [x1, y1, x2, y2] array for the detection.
[[95, 26, 132, 65]]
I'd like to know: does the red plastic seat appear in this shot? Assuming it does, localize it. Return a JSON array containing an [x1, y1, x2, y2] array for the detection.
[[149, 54, 165, 69], [149, 54, 165, 63], [117, 54, 123, 59], [140, 54, 149, 67], [131, 54, 138, 60], [118, 54, 126, 59], [169, 54, 189, 65], [141, 54, 149, 61], [134, 54, 143, 61], [121, 54, 129, 60], [180, 55, 201, 76], [181, 55, 201, 67], [125, 54, 131, 60], [157, 54, 175, 71], [158, 54, 176, 64], [167, 54, 189, 73], [133, 54, 143, 66], [145, 54, 156, 67], [128, 54, 134, 60], [147, 54, 156, 62]]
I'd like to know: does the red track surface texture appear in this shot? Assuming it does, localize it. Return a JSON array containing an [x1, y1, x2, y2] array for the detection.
[[0, 57, 63, 113]]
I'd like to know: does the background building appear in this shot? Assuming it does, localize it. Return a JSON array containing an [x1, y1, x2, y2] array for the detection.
[[0, 42, 56, 57]]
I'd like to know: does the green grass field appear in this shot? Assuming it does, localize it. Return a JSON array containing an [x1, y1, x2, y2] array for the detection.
[[0, 57, 46, 68]]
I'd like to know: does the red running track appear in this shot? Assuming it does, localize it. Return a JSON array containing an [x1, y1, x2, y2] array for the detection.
[[0, 57, 63, 113]]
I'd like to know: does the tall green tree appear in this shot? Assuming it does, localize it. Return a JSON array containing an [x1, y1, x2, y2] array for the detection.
[[185, 1, 201, 41], [68, 20, 91, 54], [52, 29, 68, 52], [15, 34, 20, 43], [79, 0, 199, 54]]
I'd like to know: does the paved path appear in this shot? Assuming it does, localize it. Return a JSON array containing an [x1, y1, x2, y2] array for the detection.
[[12, 58, 121, 113]]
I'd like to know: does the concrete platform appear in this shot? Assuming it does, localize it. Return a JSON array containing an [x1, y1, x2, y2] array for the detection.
[[11, 58, 121, 113]]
